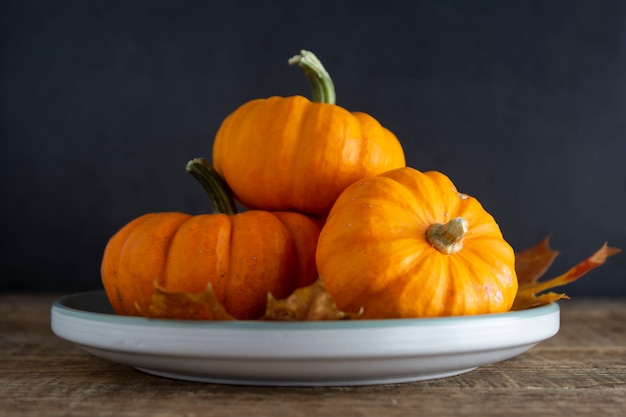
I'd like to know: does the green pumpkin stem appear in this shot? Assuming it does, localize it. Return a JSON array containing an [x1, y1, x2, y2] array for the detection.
[[426, 217, 469, 255], [288, 50, 336, 105], [186, 158, 237, 215]]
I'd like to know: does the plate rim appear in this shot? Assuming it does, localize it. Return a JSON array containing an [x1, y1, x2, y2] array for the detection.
[[51, 289, 560, 330]]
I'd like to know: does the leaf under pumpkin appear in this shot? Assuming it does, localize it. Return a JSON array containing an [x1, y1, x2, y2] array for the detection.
[[511, 238, 621, 311], [138, 279, 361, 321], [138, 281, 235, 320], [136, 238, 620, 320], [263, 279, 363, 321]]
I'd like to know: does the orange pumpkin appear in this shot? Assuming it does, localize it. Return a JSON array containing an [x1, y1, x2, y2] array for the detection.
[[315, 167, 518, 319], [212, 50, 406, 217], [101, 158, 321, 320]]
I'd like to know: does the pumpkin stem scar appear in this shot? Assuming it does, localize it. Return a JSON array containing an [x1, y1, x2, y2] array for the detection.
[[426, 217, 469, 255], [288, 50, 336, 105], [186, 158, 237, 215]]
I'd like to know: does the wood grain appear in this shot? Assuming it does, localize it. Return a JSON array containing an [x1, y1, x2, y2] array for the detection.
[[1, 294, 625, 417]]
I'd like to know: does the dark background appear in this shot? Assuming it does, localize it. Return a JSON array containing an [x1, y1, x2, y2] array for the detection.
[[1, 0, 625, 295]]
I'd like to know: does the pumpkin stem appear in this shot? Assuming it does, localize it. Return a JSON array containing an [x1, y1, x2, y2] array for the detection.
[[426, 217, 469, 255], [186, 158, 237, 215], [288, 50, 336, 105]]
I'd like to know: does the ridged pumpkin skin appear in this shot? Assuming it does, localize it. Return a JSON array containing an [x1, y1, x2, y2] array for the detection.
[[315, 167, 518, 319], [101, 210, 321, 320], [212, 95, 406, 216]]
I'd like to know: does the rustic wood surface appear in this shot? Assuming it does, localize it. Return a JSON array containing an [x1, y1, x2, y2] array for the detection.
[[1, 293, 625, 417]]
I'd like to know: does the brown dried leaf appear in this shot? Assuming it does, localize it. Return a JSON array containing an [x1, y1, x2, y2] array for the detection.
[[136, 279, 360, 321], [134, 238, 620, 319], [138, 281, 235, 320], [262, 279, 363, 321], [514, 236, 560, 286], [512, 240, 621, 311]]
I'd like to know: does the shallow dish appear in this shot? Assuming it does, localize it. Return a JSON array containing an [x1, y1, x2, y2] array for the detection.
[[50, 290, 559, 386]]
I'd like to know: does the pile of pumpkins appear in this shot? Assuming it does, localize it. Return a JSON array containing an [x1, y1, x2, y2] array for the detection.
[[101, 51, 518, 320]]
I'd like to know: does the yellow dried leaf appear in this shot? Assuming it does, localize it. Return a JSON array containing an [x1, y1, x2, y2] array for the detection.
[[138, 281, 235, 320], [262, 279, 363, 321]]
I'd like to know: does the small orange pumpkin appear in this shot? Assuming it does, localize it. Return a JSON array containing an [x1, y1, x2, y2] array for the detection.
[[315, 167, 518, 319], [212, 50, 406, 217], [101, 158, 321, 320]]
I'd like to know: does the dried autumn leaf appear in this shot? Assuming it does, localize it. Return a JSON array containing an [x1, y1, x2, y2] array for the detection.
[[512, 239, 621, 311], [514, 236, 560, 287], [262, 279, 363, 321], [134, 237, 619, 320], [138, 281, 235, 320], [136, 279, 360, 321]]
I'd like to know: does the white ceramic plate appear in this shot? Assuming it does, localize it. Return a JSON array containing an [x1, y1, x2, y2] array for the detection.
[[50, 291, 559, 386]]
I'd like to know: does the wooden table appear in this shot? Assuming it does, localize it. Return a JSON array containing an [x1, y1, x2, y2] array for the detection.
[[1, 294, 625, 417]]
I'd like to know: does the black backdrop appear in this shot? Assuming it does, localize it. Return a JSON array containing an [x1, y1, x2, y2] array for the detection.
[[2, 0, 625, 295]]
